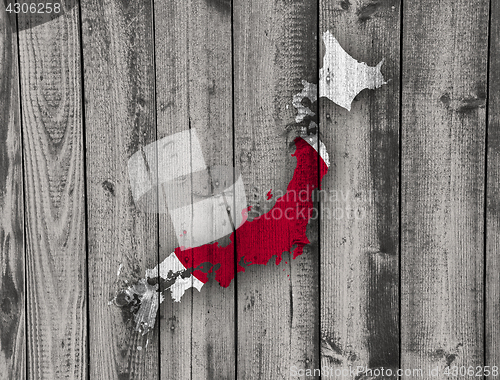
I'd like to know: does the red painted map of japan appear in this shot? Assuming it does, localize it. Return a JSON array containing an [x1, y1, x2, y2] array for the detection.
[[174, 136, 329, 288], [120, 134, 329, 334]]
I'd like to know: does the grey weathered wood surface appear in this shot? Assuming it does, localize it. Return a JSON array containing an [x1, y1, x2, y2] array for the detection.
[[80, 0, 159, 379], [1, 0, 499, 379], [153, 1, 193, 378], [401, 0, 489, 378], [153, 0, 235, 378], [17, 2, 87, 379], [233, 0, 319, 378], [0, 5, 24, 380], [319, 1, 400, 377], [487, 0, 500, 371]]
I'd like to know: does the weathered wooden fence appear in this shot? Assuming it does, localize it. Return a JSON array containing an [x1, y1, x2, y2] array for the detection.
[[0, 0, 498, 379]]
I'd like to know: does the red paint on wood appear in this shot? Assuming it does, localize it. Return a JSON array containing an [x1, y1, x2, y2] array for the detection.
[[175, 137, 328, 287]]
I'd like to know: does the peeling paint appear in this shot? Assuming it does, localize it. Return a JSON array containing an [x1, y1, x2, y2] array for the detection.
[[145, 252, 204, 302], [113, 279, 161, 335], [292, 80, 317, 122], [112, 252, 204, 335]]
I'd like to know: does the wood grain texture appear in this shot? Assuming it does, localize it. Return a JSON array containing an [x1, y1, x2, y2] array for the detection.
[[233, 0, 319, 378], [17, 1, 87, 379], [486, 0, 500, 371], [153, 0, 234, 378], [153, 1, 192, 378], [319, 0, 401, 378], [5, 0, 499, 377], [181, 2, 234, 379], [320, 0, 400, 378], [0, 7, 25, 380], [80, 0, 159, 379], [401, 1, 489, 378]]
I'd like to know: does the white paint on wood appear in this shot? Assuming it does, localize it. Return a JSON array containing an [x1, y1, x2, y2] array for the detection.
[[146, 252, 204, 302], [319, 30, 387, 111], [292, 30, 387, 119]]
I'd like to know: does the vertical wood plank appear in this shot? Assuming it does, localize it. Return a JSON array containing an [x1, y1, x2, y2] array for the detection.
[[401, 1, 489, 378], [233, 0, 319, 378], [319, 1, 401, 378], [183, 2, 234, 378], [487, 0, 500, 371], [153, 2, 192, 377], [153, 0, 234, 378], [17, 1, 87, 379], [80, 0, 159, 379], [0, 7, 25, 380]]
